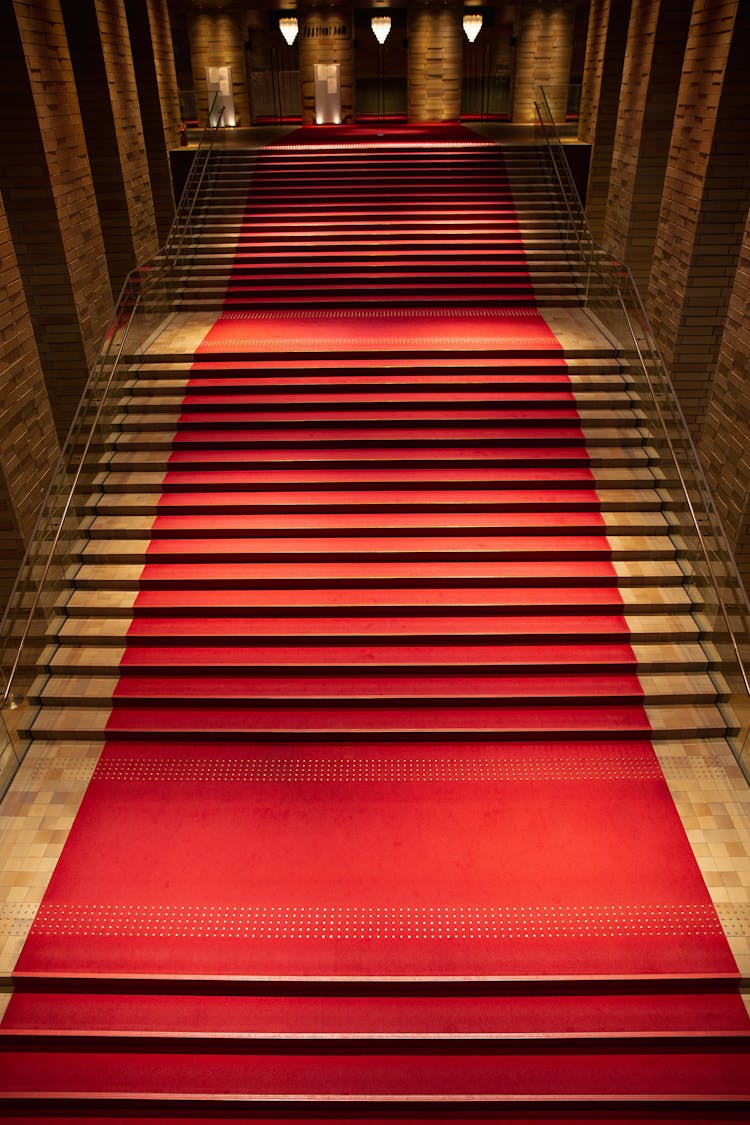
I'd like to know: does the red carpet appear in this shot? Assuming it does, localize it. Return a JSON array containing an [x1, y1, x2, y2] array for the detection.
[[2, 127, 748, 1112], [8, 310, 742, 985], [273, 123, 490, 145]]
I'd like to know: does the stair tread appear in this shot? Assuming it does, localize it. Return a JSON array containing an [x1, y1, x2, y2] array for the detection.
[[64, 585, 692, 612], [86, 511, 669, 535], [45, 640, 710, 673], [56, 611, 698, 640], [28, 701, 726, 738], [36, 671, 717, 705]]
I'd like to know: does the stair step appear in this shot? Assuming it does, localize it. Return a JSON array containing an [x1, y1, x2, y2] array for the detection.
[[103, 444, 661, 471], [121, 391, 633, 411], [93, 467, 662, 495], [89, 490, 663, 517], [85, 511, 670, 539], [79, 532, 677, 564], [5, 984, 749, 1036], [109, 425, 648, 449], [43, 639, 711, 676], [69, 556, 688, 590], [2, 1041, 749, 1104], [34, 671, 720, 708], [54, 611, 698, 644], [64, 584, 692, 616], [26, 701, 728, 742]]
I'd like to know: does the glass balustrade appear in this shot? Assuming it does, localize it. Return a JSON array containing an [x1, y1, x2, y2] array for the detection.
[[0, 94, 225, 797], [535, 85, 750, 780]]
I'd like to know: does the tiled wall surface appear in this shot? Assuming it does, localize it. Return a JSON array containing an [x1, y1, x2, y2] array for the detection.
[[126, 0, 181, 244], [602, 0, 691, 290], [0, 193, 59, 607], [648, 0, 750, 436], [701, 206, 750, 587], [580, 0, 631, 240], [581, 0, 750, 592], [0, 0, 173, 614], [511, 0, 575, 126], [300, 6, 355, 125], [187, 8, 251, 128], [407, 3, 463, 123], [0, 0, 113, 443]]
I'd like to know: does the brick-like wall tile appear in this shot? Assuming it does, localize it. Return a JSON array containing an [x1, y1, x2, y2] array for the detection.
[[647, 0, 750, 435], [62, 0, 159, 293], [580, 0, 632, 239], [407, 2, 463, 123], [700, 207, 750, 587], [0, 0, 113, 439], [578, 0, 609, 144], [0, 189, 59, 612], [299, 6, 355, 126], [511, 1, 575, 126], [125, 0, 181, 243], [603, 0, 691, 289], [188, 9, 251, 128]]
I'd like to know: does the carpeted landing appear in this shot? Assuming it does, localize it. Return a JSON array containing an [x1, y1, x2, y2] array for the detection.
[[1, 130, 748, 1116]]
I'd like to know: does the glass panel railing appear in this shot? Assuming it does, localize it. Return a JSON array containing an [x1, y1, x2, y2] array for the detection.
[[535, 85, 750, 781], [0, 95, 225, 798]]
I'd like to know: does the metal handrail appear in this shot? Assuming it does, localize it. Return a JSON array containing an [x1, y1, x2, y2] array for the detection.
[[164, 98, 224, 269], [0, 282, 143, 706], [534, 85, 750, 773], [0, 93, 225, 713]]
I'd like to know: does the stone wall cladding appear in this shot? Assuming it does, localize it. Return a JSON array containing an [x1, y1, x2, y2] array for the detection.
[[188, 9, 251, 128], [604, 0, 692, 289], [647, 0, 750, 435], [577, 0, 609, 145], [512, 1, 575, 126], [1, 0, 113, 439], [95, 0, 159, 270], [407, 3, 462, 123], [582, 0, 632, 239], [701, 207, 750, 586], [0, 191, 59, 610], [62, 0, 159, 294], [131, 0, 181, 239], [299, 7, 355, 126]]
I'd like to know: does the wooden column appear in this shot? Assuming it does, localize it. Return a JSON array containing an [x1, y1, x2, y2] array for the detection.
[[407, 2, 463, 123], [511, 1, 576, 126], [125, 0, 182, 244], [602, 0, 692, 289], [61, 0, 159, 297], [701, 207, 750, 590], [647, 0, 750, 437], [298, 5, 355, 126], [187, 8, 251, 128], [0, 191, 60, 609], [579, 0, 632, 239], [0, 0, 113, 441]]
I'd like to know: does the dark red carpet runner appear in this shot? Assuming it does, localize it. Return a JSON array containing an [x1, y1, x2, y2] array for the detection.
[[1, 129, 748, 1111]]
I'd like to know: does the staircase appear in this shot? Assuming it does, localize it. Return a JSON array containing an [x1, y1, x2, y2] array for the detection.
[[175, 142, 581, 308], [1, 129, 748, 1116]]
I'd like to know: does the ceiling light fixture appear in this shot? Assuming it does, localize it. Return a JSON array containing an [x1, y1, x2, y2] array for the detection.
[[463, 13, 482, 43], [279, 17, 298, 46], [371, 15, 391, 45]]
